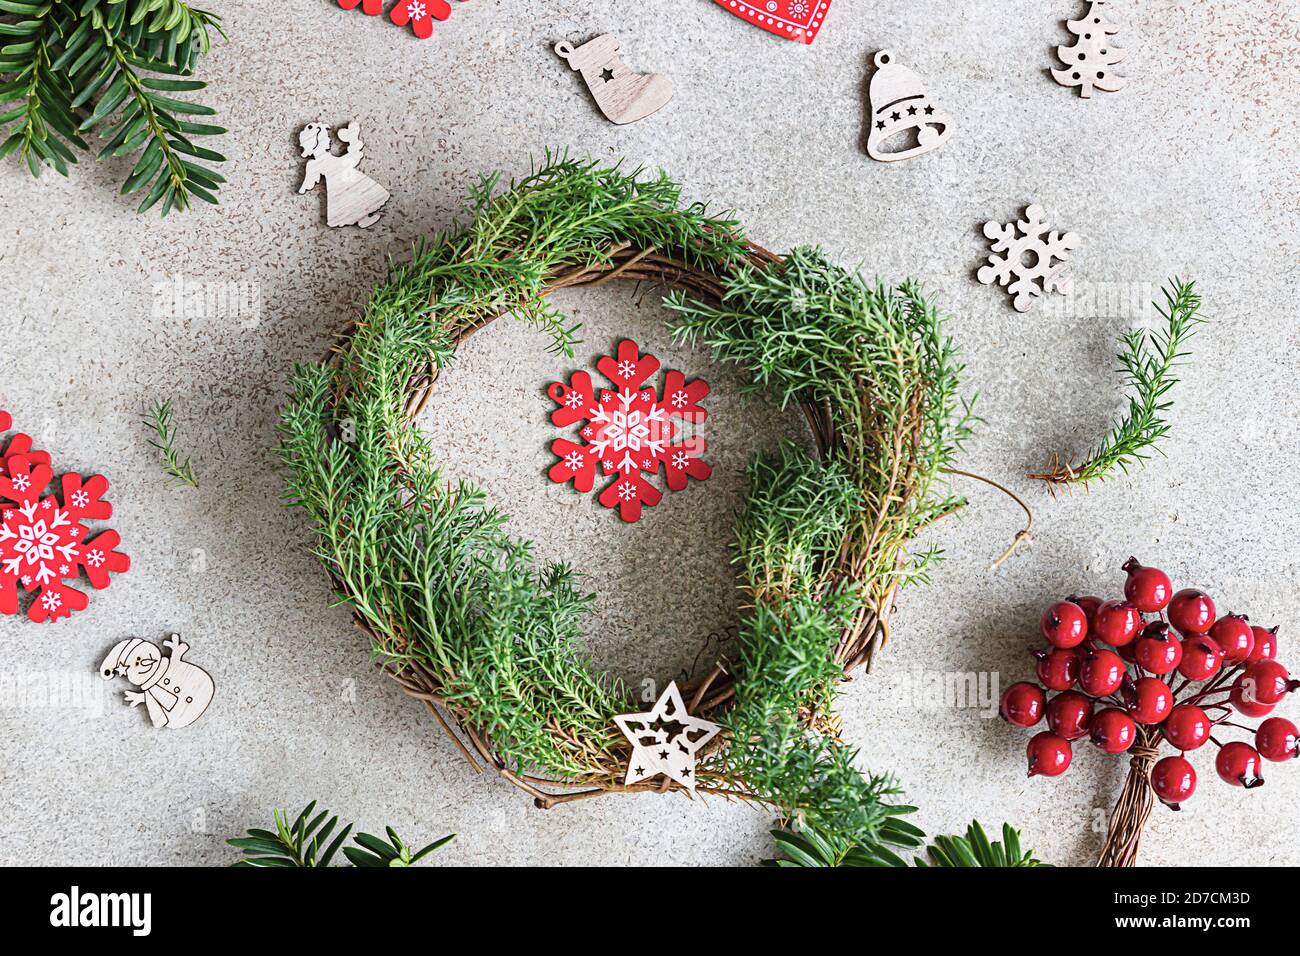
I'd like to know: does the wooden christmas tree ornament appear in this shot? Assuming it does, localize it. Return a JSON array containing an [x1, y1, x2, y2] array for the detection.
[[554, 35, 673, 125], [615, 682, 722, 793], [711, 0, 831, 45], [865, 50, 954, 163], [978, 204, 1081, 313], [297, 122, 390, 228], [100, 634, 215, 730], [1052, 1, 1126, 97]]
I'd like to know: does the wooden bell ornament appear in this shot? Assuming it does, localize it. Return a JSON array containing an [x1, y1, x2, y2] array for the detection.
[[865, 50, 953, 163], [555, 35, 673, 125]]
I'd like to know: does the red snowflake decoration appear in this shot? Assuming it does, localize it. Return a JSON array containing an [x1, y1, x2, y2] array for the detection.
[[337, 0, 469, 39], [0, 411, 129, 623], [546, 340, 711, 523]]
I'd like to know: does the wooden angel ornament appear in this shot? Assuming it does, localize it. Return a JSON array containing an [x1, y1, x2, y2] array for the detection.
[[297, 121, 390, 228], [101, 634, 215, 730], [555, 35, 672, 125]]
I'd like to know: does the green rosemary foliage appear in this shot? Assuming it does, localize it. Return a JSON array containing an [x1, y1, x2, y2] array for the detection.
[[143, 398, 199, 488], [666, 249, 977, 592], [0, 0, 226, 215], [1031, 278, 1204, 487], [278, 157, 973, 849], [766, 817, 1048, 868], [228, 801, 454, 868]]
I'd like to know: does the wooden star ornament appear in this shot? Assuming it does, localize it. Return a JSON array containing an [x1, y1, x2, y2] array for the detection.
[[615, 681, 721, 792]]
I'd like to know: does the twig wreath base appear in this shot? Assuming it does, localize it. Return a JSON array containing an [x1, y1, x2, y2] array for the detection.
[[279, 157, 976, 840]]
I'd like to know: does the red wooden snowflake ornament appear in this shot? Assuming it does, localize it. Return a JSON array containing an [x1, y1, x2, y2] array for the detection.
[[336, 0, 468, 39], [711, 0, 831, 45], [0, 412, 129, 623], [547, 340, 711, 523]]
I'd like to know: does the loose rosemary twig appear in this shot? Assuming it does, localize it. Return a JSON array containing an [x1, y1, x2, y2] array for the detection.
[[144, 399, 200, 489], [943, 468, 1034, 571], [1029, 278, 1204, 490]]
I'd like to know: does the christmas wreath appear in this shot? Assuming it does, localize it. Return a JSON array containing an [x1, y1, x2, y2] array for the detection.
[[278, 155, 975, 842]]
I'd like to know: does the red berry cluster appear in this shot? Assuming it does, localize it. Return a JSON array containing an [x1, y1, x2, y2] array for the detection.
[[1000, 558, 1298, 809]]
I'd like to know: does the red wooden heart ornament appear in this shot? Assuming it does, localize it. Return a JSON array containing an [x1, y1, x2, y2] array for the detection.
[[711, 0, 831, 45]]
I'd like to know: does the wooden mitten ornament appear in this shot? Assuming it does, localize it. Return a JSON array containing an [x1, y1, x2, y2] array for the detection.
[[297, 122, 390, 228], [100, 634, 215, 730], [1052, 1, 1126, 98], [710, 0, 831, 45], [865, 50, 954, 162], [555, 35, 672, 125]]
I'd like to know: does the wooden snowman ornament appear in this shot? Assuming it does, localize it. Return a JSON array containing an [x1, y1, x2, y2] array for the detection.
[[555, 35, 672, 125], [100, 634, 215, 730], [297, 121, 390, 228], [865, 50, 953, 162]]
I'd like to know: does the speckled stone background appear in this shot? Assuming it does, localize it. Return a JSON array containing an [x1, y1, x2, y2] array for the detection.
[[1, 0, 1297, 866]]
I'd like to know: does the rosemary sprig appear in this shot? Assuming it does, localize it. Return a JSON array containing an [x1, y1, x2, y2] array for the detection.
[[143, 398, 199, 488], [1030, 278, 1204, 489]]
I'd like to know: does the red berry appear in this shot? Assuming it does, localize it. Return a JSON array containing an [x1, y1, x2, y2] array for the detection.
[[1209, 614, 1254, 663], [1093, 600, 1144, 647], [1247, 625, 1279, 663], [1164, 704, 1211, 751], [1122, 557, 1173, 613], [1090, 707, 1137, 753], [1151, 755, 1197, 807], [1256, 717, 1300, 762], [1215, 741, 1264, 788], [1041, 601, 1088, 648], [1177, 636, 1224, 682], [1034, 647, 1082, 692], [1068, 594, 1103, 626], [1133, 623, 1183, 675], [1000, 681, 1046, 727], [1168, 587, 1216, 636], [1047, 691, 1094, 740], [1079, 648, 1126, 697], [1241, 660, 1297, 705], [1229, 678, 1276, 718], [1125, 677, 1173, 724], [1026, 731, 1072, 777]]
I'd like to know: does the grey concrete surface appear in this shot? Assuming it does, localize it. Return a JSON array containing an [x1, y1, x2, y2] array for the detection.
[[1, 0, 1297, 866]]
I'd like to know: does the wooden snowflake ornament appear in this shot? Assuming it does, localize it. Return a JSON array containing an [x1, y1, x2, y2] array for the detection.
[[977, 204, 1081, 313], [336, 0, 468, 39], [615, 682, 721, 792], [711, 0, 831, 45], [101, 634, 215, 730], [1052, 1, 1126, 98], [0, 412, 129, 622], [547, 340, 711, 523]]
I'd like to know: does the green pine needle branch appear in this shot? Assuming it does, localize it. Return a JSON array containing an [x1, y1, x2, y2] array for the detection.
[[0, 0, 227, 215], [1030, 278, 1204, 488], [143, 398, 199, 488], [766, 815, 1049, 868], [228, 801, 455, 868]]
